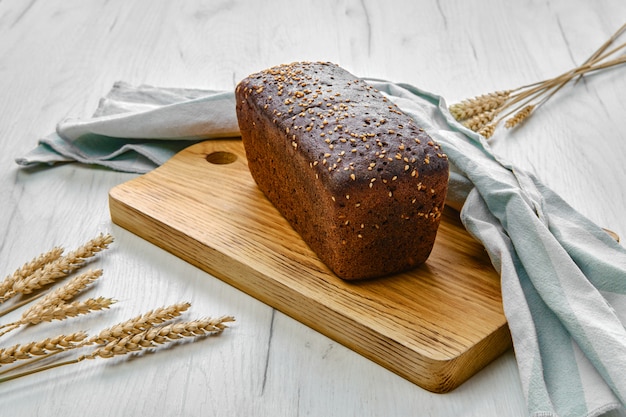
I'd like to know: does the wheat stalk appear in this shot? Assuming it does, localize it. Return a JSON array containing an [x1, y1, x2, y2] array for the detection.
[[20, 269, 103, 320], [0, 247, 64, 303], [504, 105, 536, 129], [449, 22, 626, 138], [87, 302, 192, 345], [0, 298, 116, 337], [0, 315, 235, 383], [449, 90, 511, 120], [0, 233, 113, 302], [462, 109, 499, 131], [22, 297, 116, 326], [0, 235, 236, 385], [0, 269, 107, 337], [84, 316, 235, 359], [0, 303, 192, 376], [478, 124, 496, 139]]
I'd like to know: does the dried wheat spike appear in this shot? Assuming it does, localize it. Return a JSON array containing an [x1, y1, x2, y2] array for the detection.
[[8, 233, 113, 297], [0, 247, 64, 303], [449, 90, 510, 121], [45, 269, 102, 303], [20, 269, 103, 322], [152, 316, 236, 340], [462, 109, 498, 132], [505, 105, 535, 129], [22, 297, 115, 326], [0, 332, 87, 366], [87, 302, 192, 345], [478, 124, 496, 139], [0, 295, 113, 337], [83, 316, 235, 360]]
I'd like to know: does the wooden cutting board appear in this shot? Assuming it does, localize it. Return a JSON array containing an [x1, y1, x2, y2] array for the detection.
[[108, 139, 511, 393]]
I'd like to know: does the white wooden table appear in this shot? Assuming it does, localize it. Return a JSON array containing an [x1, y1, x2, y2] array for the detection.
[[1, 1, 625, 416]]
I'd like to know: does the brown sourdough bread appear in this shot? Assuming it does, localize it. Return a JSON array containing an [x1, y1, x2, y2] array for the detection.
[[235, 62, 449, 280]]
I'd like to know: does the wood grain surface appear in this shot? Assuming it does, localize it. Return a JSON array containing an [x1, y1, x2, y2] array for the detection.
[[109, 139, 510, 393]]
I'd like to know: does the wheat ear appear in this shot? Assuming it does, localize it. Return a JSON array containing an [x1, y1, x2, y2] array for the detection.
[[0, 247, 64, 303], [84, 316, 235, 359], [3, 233, 113, 301], [449, 90, 511, 121], [86, 302, 192, 345], [0, 304, 191, 376], [0, 332, 87, 366], [0, 270, 107, 337], [19, 269, 103, 321], [22, 297, 116, 326], [504, 105, 536, 129], [462, 109, 499, 131], [0, 315, 234, 383], [448, 23, 626, 138], [0, 299, 116, 338], [0, 298, 116, 337], [476, 124, 495, 139]]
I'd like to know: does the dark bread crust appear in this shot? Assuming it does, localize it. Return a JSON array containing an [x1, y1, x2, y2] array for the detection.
[[235, 62, 448, 279]]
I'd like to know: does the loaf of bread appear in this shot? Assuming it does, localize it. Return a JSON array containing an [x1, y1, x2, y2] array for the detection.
[[235, 62, 449, 280]]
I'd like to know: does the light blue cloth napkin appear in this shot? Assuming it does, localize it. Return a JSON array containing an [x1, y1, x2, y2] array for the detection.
[[16, 82, 240, 173], [16, 80, 626, 417]]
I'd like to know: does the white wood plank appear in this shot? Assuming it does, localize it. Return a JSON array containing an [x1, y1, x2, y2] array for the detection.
[[0, 0, 624, 415]]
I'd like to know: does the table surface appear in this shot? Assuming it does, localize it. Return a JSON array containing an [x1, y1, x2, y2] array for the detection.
[[1, 1, 625, 416]]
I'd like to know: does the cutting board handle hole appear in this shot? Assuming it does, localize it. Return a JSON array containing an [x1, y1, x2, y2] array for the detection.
[[205, 151, 238, 165]]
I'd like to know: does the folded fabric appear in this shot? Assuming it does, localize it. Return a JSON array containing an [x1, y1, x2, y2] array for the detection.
[[373, 81, 626, 417], [16, 82, 240, 173], [16, 80, 626, 417]]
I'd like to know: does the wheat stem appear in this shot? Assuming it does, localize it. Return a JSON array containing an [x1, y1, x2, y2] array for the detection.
[[583, 23, 626, 66], [0, 357, 81, 383], [0, 324, 20, 338], [0, 315, 234, 383], [0, 292, 45, 318]]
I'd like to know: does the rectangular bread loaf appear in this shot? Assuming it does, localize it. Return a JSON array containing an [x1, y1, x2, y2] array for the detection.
[[235, 62, 449, 280]]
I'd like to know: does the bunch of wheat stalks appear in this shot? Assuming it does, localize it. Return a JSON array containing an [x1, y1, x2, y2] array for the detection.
[[449, 22, 626, 139], [0, 233, 234, 383]]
